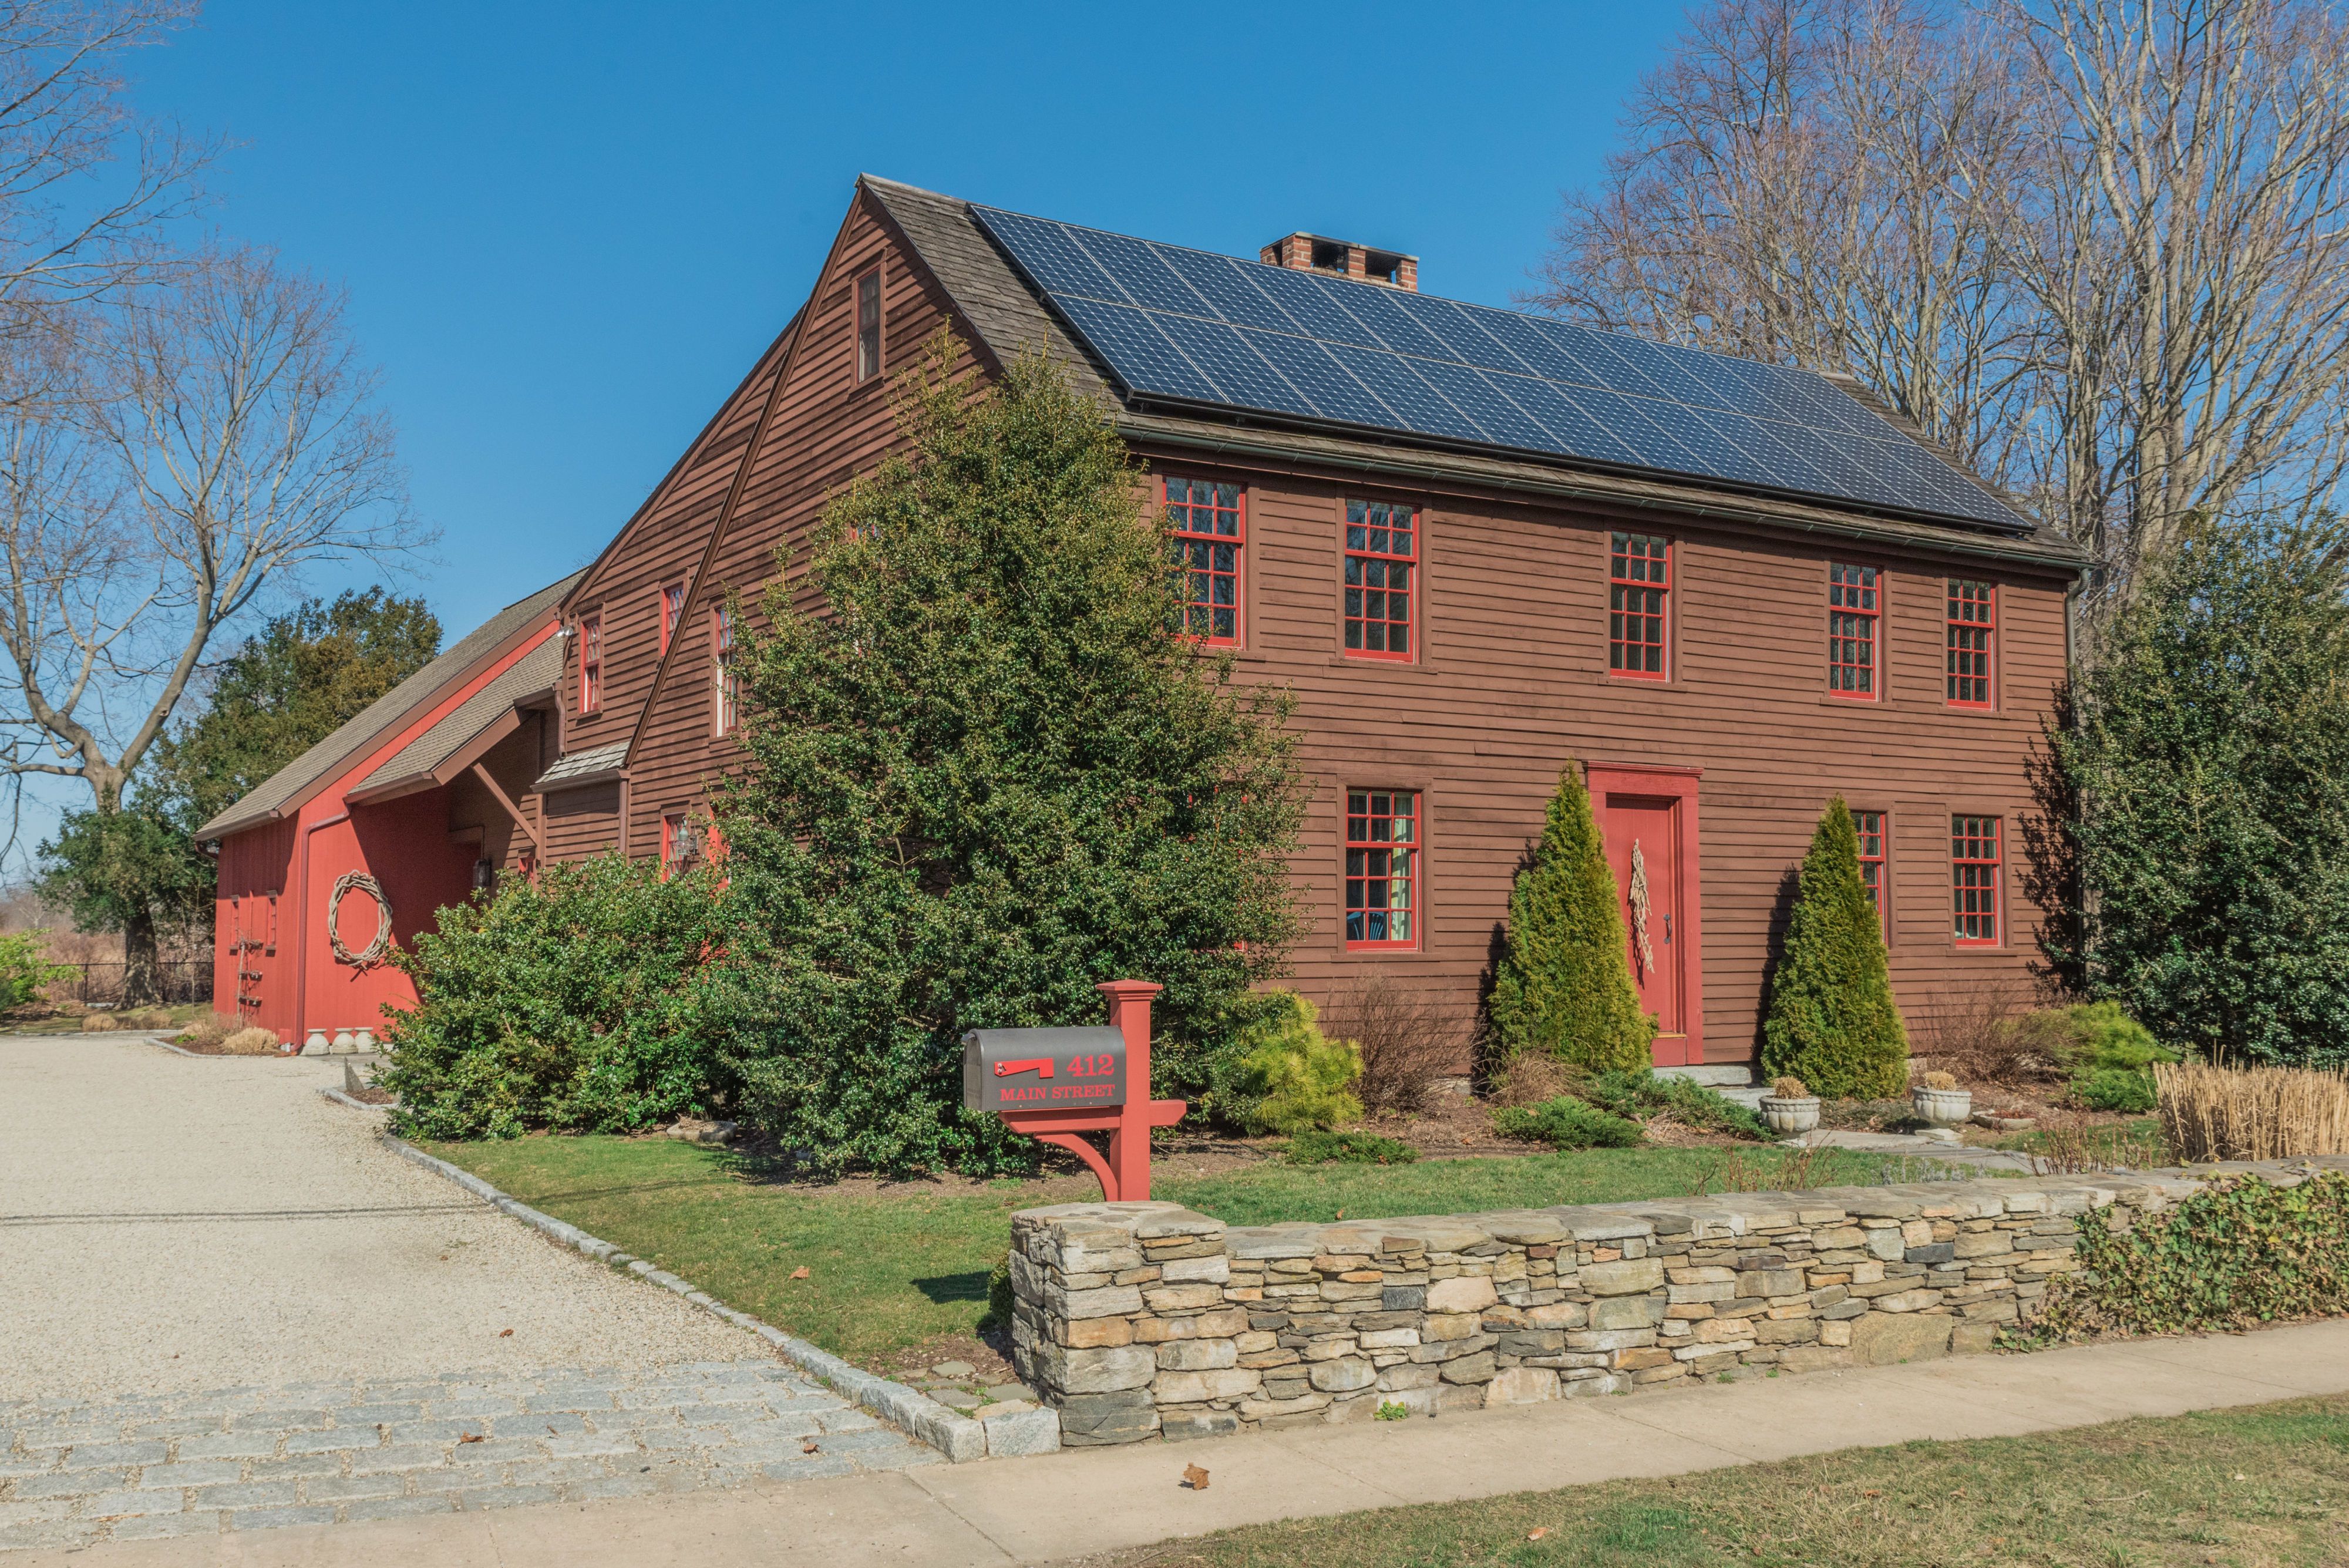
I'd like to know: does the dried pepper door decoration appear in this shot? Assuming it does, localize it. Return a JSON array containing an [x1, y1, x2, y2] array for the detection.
[[1628, 840, 1656, 979]]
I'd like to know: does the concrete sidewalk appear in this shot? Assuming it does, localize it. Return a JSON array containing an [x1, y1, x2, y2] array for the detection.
[[19, 1317, 2347, 1568]]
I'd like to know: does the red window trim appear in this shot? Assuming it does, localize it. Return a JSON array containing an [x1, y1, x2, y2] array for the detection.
[[659, 580, 686, 655], [855, 265, 883, 382], [1947, 579, 1995, 709], [1951, 814, 2002, 946], [1828, 562, 1882, 701], [1164, 476, 1244, 647], [1342, 499, 1418, 661], [1344, 788, 1420, 950], [1608, 533, 1671, 680], [1852, 807, 1890, 938], [578, 613, 603, 715], [712, 604, 738, 735]]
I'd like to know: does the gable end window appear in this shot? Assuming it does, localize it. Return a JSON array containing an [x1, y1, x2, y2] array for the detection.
[[1828, 563, 1880, 697], [1343, 500, 1415, 659], [856, 267, 882, 382], [1609, 533, 1670, 678], [1947, 579, 1994, 706], [713, 605, 738, 735], [1952, 815, 2001, 945], [660, 581, 685, 654], [578, 614, 602, 714], [1166, 477, 1243, 644], [1345, 789, 1419, 948]]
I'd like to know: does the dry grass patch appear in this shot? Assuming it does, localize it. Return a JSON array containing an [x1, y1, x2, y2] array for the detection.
[[2158, 1060, 2349, 1160]]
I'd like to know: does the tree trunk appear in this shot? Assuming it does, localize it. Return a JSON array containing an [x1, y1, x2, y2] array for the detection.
[[121, 904, 160, 1008]]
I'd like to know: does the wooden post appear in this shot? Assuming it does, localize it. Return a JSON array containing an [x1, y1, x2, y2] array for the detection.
[[1096, 978, 1184, 1202]]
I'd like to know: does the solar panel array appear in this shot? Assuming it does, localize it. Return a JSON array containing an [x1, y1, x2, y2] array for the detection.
[[970, 206, 2027, 533]]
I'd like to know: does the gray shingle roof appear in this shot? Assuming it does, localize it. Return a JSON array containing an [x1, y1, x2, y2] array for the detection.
[[531, 741, 628, 792], [862, 174, 2086, 570], [194, 572, 583, 840], [345, 635, 563, 802]]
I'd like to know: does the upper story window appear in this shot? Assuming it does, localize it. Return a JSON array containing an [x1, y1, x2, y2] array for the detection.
[[1345, 789, 1418, 948], [1343, 500, 1415, 659], [661, 581, 685, 654], [713, 605, 738, 734], [1828, 563, 1880, 698], [1609, 533, 1671, 678], [578, 614, 602, 714], [1952, 815, 2001, 945], [1166, 477, 1243, 645], [1947, 579, 1995, 707], [856, 267, 883, 382], [1852, 809, 1887, 930]]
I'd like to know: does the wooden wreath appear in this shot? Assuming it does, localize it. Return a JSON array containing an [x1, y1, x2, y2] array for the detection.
[[328, 871, 394, 968]]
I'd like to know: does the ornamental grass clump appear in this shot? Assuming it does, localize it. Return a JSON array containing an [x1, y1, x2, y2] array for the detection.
[[1488, 766, 1654, 1073], [1762, 798, 1909, 1099], [2155, 1060, 2349, 1161], [2017, 1172, 2349, 1343]]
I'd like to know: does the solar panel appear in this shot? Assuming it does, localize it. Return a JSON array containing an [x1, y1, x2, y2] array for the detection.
[[970, 205, 2029, 532]]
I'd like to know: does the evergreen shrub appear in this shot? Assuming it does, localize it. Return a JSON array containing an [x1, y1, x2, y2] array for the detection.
[[1283, 1129, 1419, 1165], [711, 341, 1306, 1173], [1579, 1067, 1766, 1139], [1492, 1096, 1643, 1150], [1227, 992, 1363, 1135], [1762, 798, 1909, 1099], [381, 855, 741, 1140], [2075, 1067, 2158, 1113], [1489, 766, 1654, 1072]]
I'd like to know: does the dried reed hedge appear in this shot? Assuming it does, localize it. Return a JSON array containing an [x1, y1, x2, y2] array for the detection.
[[2155, 1060, 2349, 1161]]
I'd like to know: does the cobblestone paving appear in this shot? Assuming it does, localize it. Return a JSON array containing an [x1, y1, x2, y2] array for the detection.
[[0, 1358, 935, 1553]]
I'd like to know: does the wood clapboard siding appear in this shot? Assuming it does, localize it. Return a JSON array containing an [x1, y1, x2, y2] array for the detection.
[[537, 179, 2078, 1068]]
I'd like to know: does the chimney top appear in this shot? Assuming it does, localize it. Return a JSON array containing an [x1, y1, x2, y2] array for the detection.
[[1260, 233, 1418, 292]]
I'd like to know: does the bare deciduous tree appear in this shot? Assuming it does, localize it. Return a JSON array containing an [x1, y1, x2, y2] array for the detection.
[[1538, 0, 2349, 617], [0, 249, 425, 994]]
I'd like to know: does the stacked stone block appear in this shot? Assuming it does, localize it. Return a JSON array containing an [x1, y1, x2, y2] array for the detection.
[[1007, 1159, 2345, 1445]]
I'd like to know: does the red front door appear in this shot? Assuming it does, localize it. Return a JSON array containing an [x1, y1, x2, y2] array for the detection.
[[1602, 794, 1687, 1064]]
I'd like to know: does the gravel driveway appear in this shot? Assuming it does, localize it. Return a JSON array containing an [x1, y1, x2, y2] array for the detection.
[[0, 1035, 932, 1552]]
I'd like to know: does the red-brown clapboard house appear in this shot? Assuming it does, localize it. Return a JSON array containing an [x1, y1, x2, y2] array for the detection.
[[235, 176, 2094, 1078], [197, 574, 578, 1047]]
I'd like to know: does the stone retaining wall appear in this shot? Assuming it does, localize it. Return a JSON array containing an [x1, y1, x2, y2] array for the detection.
[[1008, 1159, 2343, 1446]]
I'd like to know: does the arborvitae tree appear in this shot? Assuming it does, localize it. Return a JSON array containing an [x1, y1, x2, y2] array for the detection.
[[1489, 765, 1655, 1072], [710, 337, 1306, 1175], [1761, 798, 1909, 1098]]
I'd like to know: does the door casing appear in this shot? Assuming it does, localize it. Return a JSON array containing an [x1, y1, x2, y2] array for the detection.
[[1585, 763, 1705, 1067]]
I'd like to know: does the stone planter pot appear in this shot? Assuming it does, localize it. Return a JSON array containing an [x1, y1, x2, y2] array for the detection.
[[1912, 1086, 1973, 1125], [1759, 1095, 1820, 1135]]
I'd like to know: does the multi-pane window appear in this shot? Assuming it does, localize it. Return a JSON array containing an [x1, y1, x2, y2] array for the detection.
[[713, 606, 738, 734], [661, 581, 685, 654], [1343, 500, 1415, 658], [1952, 815, 2001, 944], [1947, 579, 1994, 706], [578, 614, 602, 714], [1828, 563, 1880, 696], [1609, 533, 1670, 677], [1345, 790, 1418, 947], [856, 268, 882, 381], [1852, 809, 1887, 925], [1166, 478, 1243, 644]]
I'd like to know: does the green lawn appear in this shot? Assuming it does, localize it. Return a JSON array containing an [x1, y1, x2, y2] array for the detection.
[[432, 1136, 1950, 1367], [1094, 1396, 2348, 1568]]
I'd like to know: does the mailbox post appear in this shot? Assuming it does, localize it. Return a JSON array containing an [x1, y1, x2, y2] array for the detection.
[[961, 979, 1186, 1202]]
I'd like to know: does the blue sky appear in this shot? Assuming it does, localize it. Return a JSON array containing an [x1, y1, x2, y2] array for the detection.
[[133, 1, 1686, 636]]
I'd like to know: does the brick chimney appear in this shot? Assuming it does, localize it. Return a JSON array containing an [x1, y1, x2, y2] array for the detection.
[[1259, 232, 1418, 292]]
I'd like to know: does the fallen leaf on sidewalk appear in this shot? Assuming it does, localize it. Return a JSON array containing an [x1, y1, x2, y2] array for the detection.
[[802, 1440, 820, 1454], [499, 1328, 513, 1337], [790, 1266, 811, 1280], [1182, 1463, 1209, 1491], [457, 1433, 484, 1444]]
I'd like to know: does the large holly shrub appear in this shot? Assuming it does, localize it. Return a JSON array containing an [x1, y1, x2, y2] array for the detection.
[[379, 855, 742, 1140], [2047, 513, 2349, 1068], [708, 340, 1306, 1175], [1761, 798, 1909, 1099], [1488, 766, 1654, 1072]]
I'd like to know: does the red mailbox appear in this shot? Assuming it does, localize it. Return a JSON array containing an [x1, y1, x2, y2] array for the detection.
[[962, 980, 1186, 1202]]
